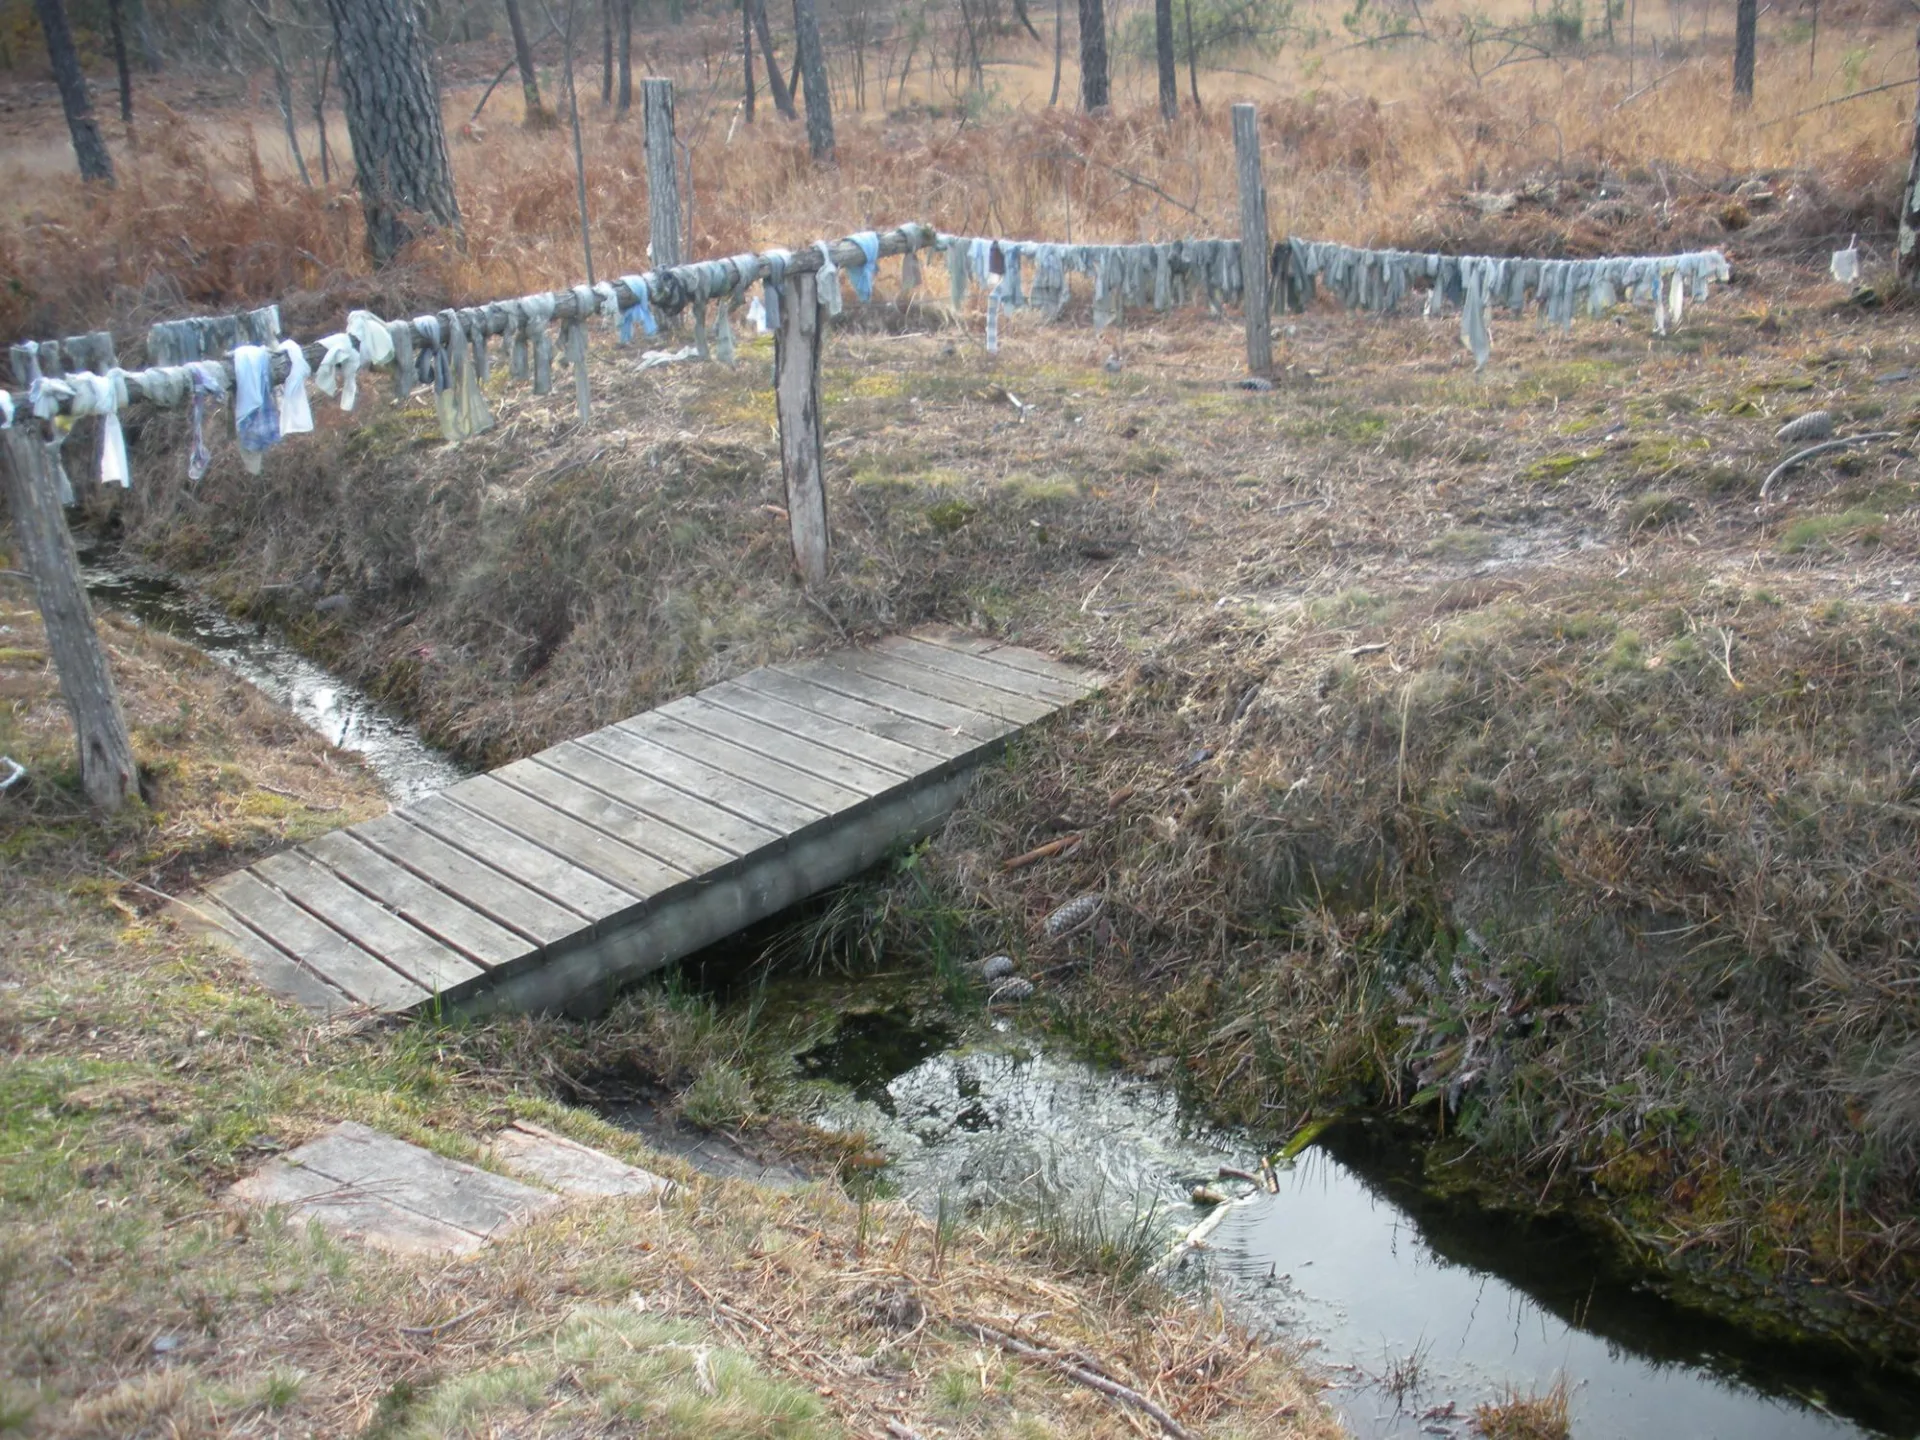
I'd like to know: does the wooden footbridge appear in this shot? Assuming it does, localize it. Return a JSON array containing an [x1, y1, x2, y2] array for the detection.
[[188, 628, 1099, 1017]]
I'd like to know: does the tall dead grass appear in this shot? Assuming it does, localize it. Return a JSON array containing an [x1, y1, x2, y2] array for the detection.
[[1, 1, 1909, 346]]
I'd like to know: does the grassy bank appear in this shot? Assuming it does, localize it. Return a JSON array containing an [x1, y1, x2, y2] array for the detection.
[[0, 575, 1335, 1437], [86, 222, 1920, 1356]]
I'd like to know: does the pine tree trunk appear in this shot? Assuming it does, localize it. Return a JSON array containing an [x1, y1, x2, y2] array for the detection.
[[1733, 0, 1756, 104], [793, 0, 833, 160], [1183, 0, 1199, 106], [324, 0, 462, 263], [754, 0, 797, 117], [107, 0, 133, 123], [503, 0, 547, 124], [617, 0, 632, 113], [600, 0, 612, 104], [1898, 25, 1920, 283], [1154, 0, 1176, 119], [1077, 0, 1108, 111], [34, 0, 115, 183]]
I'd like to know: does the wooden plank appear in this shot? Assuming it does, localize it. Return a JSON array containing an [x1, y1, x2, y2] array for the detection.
[[657, 695, 906, 794], [256, 852, 486, 998], [442, 776, 683, 897], [876, 634, 1090, 705], [699, 678, 944, 777], [354, 812, 585, 944], [490, 1121, 670, 1197], [910, 626, 1096, 688], [407, 794, 639, 920], [493, 757, 739, 873], [2, 426, 138, 811], [817, 649, 1053, 726], [537, 739, 782, 857], [780, 654, 1018, 738], [729, 667, 976, 760], [206, 870, 429, 1011], [618, 712, 869, 815], [573, 724, 826, 835], [287, 1122, 560, 1240], [303, 831, 532, 970], [199, 896, 356, 1016]]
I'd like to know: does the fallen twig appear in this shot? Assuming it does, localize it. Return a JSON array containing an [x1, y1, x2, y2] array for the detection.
[[1762, 76, 1920, 127], [1760, 432, 1899, 499], [1001, 834, 1081, 872], [948, 1318, 1198, 1440], [400, 1302, 487, 1338]]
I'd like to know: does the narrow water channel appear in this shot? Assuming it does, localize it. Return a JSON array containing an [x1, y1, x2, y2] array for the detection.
[[776, 981, 1920, 1440], [81, 562, 1919, 1438], [80, 552, 468, 804]]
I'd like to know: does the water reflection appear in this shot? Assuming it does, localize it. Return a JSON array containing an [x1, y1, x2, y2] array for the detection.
[[80, 557, 468, 804], [809, 1013, 1916, 1440]]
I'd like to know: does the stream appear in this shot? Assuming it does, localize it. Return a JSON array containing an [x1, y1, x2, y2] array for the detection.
[[80, 561, 1920, 1438], [772, 981, 1920, 1440], [79, 553, 468, 804]]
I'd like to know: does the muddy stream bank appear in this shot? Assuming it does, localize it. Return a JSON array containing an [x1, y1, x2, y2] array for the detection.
[[84, 558, 1920, 1439]]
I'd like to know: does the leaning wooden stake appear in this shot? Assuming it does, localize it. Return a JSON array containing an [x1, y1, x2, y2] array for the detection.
[[773, 272, 829, 588], [0, 425, 138, 811], [642, 77, 682, 270], [1232, 101, 1273, 380]]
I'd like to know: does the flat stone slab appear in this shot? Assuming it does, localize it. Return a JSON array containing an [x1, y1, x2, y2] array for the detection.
[[489, 1120, 672, 1197], [229, 1121, 563, 1257]]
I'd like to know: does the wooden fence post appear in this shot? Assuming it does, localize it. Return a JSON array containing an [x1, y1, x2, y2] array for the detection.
[[1232, 102, 1273, 380], [1, 424, 138, 812], [773, 273, 828, 588], [642, 77, 682, 270]]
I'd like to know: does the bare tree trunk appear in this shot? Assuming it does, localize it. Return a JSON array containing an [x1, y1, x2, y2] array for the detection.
[[2, 426, 139, 813], [600, 0, 613, 103], [314, 42, 333, 181], [1183, 0, 1199, 105], [324, 0, 461, 263], [107, 0, 133, 123], [754, 0, 796, 116], [1898, 25, 1920, 284], [793, 0, 833, 160], [1154, 0, 1176, 118], [1733, 0, 1756, 104], [1010, 0, 1041, 40], [503, 0, 549, 124], [252, 0, 311, 185], [33, 0, 115, 183], [742, 0, 756, 120], [1078, 0, 1108, 111], [617, 0, 632, 113], [1049, 0, 1063, 105]]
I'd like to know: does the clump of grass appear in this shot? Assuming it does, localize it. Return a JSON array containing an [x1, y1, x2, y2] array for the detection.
[[1472, 1378, 1571, 1439], [1778, 507, 1885, 553], [677, 1061, 757, 1131]]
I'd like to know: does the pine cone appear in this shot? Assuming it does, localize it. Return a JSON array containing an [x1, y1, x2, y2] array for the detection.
[[1043, 893, 1106, 939], [1776, 410, 1834, 444]]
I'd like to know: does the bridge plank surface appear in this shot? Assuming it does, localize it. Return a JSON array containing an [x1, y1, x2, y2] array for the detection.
[[193, 629, 1101, 1016], [353, 813, 583, 944]]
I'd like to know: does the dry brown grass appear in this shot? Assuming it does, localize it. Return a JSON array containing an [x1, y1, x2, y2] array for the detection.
[[0, 564, 1335, 1439], [1, 0, 1911, 343]]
